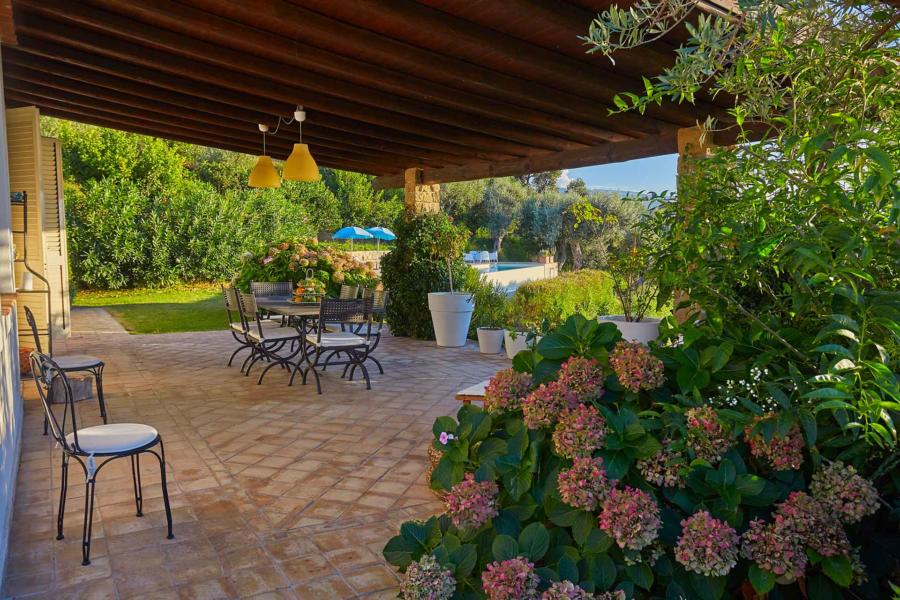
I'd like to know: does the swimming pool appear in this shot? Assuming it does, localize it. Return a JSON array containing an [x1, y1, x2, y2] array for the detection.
[[478, 262, 558, 290]]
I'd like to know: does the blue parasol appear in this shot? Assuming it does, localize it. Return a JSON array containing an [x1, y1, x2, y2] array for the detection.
[[365, 226, 396, 249], [332, 226, 373, 251]]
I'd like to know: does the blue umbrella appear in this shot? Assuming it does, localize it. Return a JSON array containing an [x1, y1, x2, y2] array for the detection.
[[332, 226, 373, 251], [365, 227, 396, 249]]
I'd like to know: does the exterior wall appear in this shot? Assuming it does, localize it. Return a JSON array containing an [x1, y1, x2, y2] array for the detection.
[[40, 137, 70, 336], [348, 249, 389, 271], [404, 168, 440, 214]]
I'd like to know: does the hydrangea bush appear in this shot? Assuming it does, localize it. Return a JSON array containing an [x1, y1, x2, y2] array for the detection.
[[384, 315, 895, 599]]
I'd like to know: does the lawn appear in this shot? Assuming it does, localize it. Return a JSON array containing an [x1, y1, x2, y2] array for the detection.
[[73, 284, 226, 334]]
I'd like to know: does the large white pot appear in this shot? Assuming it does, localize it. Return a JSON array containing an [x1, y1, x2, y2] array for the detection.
[[428, 292, 475, 347], [598, 315, 661, 344], [477, 327, 504, 354], [504, 330, 531, 360]]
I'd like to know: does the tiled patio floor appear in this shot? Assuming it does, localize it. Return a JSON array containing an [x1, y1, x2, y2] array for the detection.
[[4, 308, 506, 599]]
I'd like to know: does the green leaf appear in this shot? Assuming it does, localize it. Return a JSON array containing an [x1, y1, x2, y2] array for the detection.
[[431, 454, 464, 491], [382, 535, 419, 569], [803, 388, 852, 400], [432, 416, 457, 438], [587, 555, 616, 589], [518, 522, 550, 562], [492, 535, 520, 561], [748, 564, 775, 595], [689, 572, 726, 600], [626, 563, 653, 590], [584, 528, 613, 554], [822, 554, 852, 587], [558, 554, 579, 583], [450, 544, 477, 578], [571, 511, 595, 547]]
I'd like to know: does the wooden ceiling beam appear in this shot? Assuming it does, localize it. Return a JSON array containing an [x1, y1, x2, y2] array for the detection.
[[0, 0, 15, 44], [182, 0, 670, 135], [85, 0, 632, 144], [371, 132, 678, 188], [291, 0, 728, 125], [29, 104, 392, 176], [2, 67, 470, 166], [4, 83, 439, 169], [17, 1, 577, 155], [3, 48, 509, 163]]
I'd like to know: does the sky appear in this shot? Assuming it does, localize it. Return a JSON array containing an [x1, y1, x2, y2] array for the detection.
[[558, 153, 678, 194]]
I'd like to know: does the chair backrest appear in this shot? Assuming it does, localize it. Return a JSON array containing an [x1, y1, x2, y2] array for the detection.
[[222, 285, 240, 325], [251, 281, 293, 299], [29, 352, 79, 452], [339, 284, 359, 300], [317, 297, 373, 341], [23, 305, 43, 353], [489, 251, 499, 262], [236, 290, 264, 338], [478, 251, 490, 262]]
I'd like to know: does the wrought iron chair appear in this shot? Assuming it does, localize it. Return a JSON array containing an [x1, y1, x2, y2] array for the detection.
[[24, 306, 107, 432], [222, 285, 281, 369], [30, 352, 174, 566], [290, 297, 374, 394], [236, 291, 306, 384], [339, 284, 360, 299], [250, 280, 293, 300], [333, 288, 389, 376]]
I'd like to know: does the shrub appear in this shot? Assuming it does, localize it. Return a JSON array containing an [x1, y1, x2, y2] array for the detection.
[[233, 238, 378, 297], [508, 270, 616, 331], [385, 315, 895, 599], [381, 213, 470, 339], [463, 269, 509, 338]]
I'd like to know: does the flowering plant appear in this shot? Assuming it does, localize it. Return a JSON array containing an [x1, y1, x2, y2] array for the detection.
[[385, 314, 892, 599]]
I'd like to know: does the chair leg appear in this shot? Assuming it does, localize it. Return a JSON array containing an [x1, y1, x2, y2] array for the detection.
[[94, 365, 108, 424], [131, 454, 144, 517], [56, 455, 69, 540], [369, 356, 385, 375], [81, 477, 97, 565], [228, 345, 248, 367], [156, 442, 175, 540]]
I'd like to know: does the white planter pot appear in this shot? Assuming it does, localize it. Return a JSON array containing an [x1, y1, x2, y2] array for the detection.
[[477, 327, 504, 354], [598, 315, 661, 344], [428, 292, 475, 347], [504, 330, 532, 360]]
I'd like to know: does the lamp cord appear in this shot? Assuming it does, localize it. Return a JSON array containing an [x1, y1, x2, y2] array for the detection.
[[269, 105, 303, 141]]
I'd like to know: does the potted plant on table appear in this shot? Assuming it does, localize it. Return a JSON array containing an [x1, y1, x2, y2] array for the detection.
[[426, 216, 475, 347], [599, 239, 661, 343]]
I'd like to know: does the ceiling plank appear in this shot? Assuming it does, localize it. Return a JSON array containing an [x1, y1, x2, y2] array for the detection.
[[3, 48, 510, 163], [17, 0, 580, 154], [371, 133, 678, 188], [86, 0, 632, 144]]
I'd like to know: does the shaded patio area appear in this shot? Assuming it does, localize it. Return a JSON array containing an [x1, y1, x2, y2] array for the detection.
[[5, 308, 505, 599]]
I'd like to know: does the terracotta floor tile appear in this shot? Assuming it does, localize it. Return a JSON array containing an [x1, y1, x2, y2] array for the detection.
[[280, 554, 335, 584], [292, 575, 356, 600], [343, 564, 399, 594], [229, 564, 290, 597]]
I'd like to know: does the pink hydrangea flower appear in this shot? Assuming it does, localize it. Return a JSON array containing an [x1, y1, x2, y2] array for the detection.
[[775, 491, 850, 558], [636, 440, 684, 488], [609, 341, 665, 393], [400, 554, 456, 600], [557, 457, 610, 511], [810, 461, 880, 524], [685, 406, 731, 464], [744, 414, 804, 470], [481, 557, 540, 600], [740, 517, 807, 580], [522, 381, 578, 430], [445, 473, 499, 530], [556, 356, 605, 402], [552, 404, 607, 459], [484, 369, 533, 413], [541, 581, 596, 600], [599, 486, 661, 551], [674, 511, 739, 576], [261, 256, 274, 265]]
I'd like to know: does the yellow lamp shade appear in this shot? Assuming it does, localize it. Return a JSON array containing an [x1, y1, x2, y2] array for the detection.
[[282, 143, 320, 181], [249, 155, 281, 188]]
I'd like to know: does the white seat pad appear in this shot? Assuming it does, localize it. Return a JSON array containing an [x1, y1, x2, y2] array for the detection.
[[306, 333, 367, 348], [248, 327, 302, 342], [66, 423, 158, 453], [231, 320, 281, 332], [54, 354, 103, 370]]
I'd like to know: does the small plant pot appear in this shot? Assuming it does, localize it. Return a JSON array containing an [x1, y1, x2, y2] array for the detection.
[[598, 315, 661, 344], [428, 292, 475, 347], [504, 330, 531, 359], [477, 327, 504, 354]]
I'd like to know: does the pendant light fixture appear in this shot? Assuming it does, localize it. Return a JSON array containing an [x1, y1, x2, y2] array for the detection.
[[283, 107, 320, 181], [248, 124, 281, 188]]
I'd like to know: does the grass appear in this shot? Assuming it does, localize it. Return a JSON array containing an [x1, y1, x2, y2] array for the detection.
[[73, 284, 226, 334]]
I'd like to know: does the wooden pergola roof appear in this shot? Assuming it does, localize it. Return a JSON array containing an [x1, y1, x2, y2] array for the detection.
[[0, 0, 737, 187]]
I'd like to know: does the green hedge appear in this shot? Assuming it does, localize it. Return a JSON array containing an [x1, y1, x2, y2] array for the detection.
[[508, 270, 616, 331]]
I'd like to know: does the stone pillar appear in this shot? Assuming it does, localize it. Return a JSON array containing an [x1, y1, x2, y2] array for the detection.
[[674, 125, 715, 324], [404, 168, 440, 215]]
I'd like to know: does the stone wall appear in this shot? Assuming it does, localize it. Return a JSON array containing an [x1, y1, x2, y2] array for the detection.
[[348, 250, 390, 271]]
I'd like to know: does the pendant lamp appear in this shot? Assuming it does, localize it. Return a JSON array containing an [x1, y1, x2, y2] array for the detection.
[[283, 108, 320, 181], [248, 124, 281, 188]]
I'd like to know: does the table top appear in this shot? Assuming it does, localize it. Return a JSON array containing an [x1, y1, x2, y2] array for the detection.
[[257, 301, 321, 317], [456, 378, 492, 403]]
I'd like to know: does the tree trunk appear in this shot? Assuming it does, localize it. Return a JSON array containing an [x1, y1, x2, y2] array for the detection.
[[493, 232, 505, 254], [555, 240, 568, 270], [569, 241, 584, 270]]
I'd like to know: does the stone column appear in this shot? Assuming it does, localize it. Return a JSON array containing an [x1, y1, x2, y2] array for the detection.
[[674, 125, 715, 324], [404, 168, 440, 215]]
